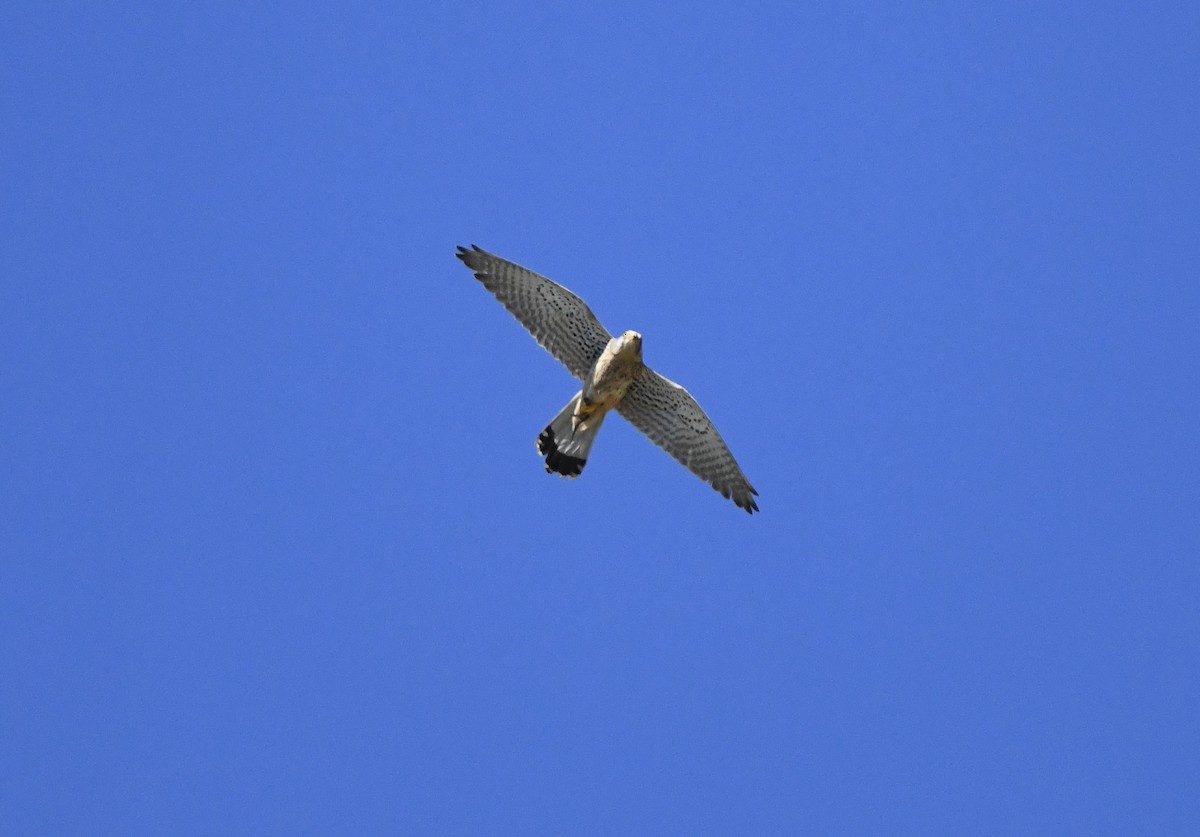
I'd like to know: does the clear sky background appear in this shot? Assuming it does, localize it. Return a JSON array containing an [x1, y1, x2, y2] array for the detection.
[[3, 2, 1198, 834]]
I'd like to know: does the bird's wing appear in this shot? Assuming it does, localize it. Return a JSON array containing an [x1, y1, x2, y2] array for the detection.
[[618, 367, 759, 514], [456, 245, 613, 380]]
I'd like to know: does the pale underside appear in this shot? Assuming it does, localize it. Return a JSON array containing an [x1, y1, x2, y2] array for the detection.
[[456, 244, 759, 514]]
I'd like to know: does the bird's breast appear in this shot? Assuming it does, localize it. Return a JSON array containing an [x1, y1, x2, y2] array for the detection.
[[583, 344, 642, 410]]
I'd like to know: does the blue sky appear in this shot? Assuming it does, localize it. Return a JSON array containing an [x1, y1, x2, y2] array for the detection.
[[2, 2, 1198, 833]]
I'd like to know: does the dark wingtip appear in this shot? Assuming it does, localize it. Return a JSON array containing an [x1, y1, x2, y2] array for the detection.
[[733, 491, 760, 514], [738, 479, 760, 513], [455, 244, 489, 275], [710, 480, 759, 514]]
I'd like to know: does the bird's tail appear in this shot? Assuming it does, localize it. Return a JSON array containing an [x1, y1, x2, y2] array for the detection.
[[537, 392, 606, 478]]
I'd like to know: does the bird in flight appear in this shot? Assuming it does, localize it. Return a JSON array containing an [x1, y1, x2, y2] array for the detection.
[[456, 245, 759, 514]]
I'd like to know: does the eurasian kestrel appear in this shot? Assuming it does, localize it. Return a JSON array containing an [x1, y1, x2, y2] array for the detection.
[[456, 245, 759, 514]]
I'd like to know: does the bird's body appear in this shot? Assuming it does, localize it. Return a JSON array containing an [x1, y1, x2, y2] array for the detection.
[[580, 331, 643, 426], [456, 245, 759, 514]]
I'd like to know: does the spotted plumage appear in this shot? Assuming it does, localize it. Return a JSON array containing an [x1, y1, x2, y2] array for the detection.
[[456, 245, 759, 514]]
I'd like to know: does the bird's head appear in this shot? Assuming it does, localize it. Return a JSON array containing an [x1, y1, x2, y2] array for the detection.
[[620, 330, 643, 357]]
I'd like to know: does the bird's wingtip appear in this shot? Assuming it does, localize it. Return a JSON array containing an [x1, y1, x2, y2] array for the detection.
[[455, 244, 487, 267]]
